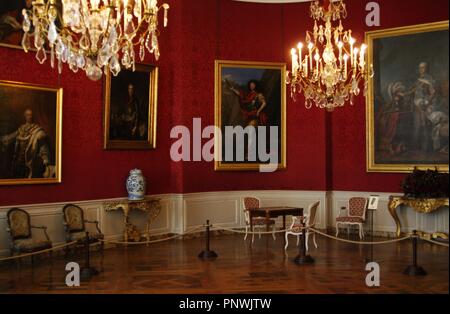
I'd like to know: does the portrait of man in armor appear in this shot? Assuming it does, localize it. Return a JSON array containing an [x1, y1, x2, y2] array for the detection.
[[215, 61, 286, 171], [0, 81, 62, 185]]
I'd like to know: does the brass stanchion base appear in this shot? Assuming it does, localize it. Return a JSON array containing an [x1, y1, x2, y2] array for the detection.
[[80, 267, 99, 281], [198, 250, 218, 260], [294, 254, 314, 265], [403, 265, 427, 276]]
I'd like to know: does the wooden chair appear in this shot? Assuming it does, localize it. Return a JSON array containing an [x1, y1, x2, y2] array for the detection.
[[336, 197, 368, 239], [62, 204, 104, 254], [243, 197, 277, 242], [284, 201, 320, 252], [6, 208, 52, 264]]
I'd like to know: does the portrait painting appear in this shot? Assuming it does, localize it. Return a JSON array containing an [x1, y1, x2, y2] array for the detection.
[[104, 64, 158, 150], [366, 21, 449, 173], [0, 81, 62, 185], [215, 60, 286, 171]]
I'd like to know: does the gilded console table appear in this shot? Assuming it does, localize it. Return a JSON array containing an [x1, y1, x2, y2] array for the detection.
[[388, 196, 449, 238], [104, 198, 161, 242]]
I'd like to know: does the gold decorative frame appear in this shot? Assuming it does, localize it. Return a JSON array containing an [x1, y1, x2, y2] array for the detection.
[[214, 60, 287, 171], [0, 80, 63, 185], [103, 64, 158, 150], [366, 21, 449, 173]]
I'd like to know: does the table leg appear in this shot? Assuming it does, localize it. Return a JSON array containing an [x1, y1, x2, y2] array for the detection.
[[123, 207, 129, 243], [388, 199, 402, 237], [146, 222, 150, 246]]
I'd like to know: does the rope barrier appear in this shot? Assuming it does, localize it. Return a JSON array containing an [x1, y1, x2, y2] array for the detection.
[[421, 238, 450, 248], [98, 225, 204, 246], [1, 223, 445, 262], [212, 225, 291, 235], [212, 225, 413, 245], [308, 228, 411, 245], [0, 241, 78, 262]]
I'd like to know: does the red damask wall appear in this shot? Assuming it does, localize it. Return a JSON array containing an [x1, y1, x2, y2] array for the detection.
[[0, 0, 448, 206]]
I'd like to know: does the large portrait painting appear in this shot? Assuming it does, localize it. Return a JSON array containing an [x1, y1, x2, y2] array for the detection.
[[104, 64, 158, 150], [215, 60, 286, 171], [366, 21, 449, 173], [0, 81, 62, 185]]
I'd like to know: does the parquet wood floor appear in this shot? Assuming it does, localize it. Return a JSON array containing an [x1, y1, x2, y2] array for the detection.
[[0, 234, 447, 294]]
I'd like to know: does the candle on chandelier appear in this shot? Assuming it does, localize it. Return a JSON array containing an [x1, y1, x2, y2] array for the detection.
[[308, 43, 314, 71], [304, 56, 308, 77], [353, 47, 359, 69], [123, 0, 129, 30], [297, 42, 303, 72], [360, 44, 367, 69], [291, 48, 298, 73], [343, 53, 348, 79], [349, 37, 355, 66], [314, 49, 320, 72], [337, 41, 343, 69]]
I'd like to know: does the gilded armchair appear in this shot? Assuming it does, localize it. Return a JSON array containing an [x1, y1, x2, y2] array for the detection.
[[6, 208, 52, 262], [62, 204, 104, 251], [284, 201, 320, 252]]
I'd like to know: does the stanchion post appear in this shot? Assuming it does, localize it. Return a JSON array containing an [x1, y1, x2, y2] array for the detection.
[[403, 230, 427, 276], [80, 232, 99, 281], [198, 220, 218, 260], [294, 225, 314, 265]]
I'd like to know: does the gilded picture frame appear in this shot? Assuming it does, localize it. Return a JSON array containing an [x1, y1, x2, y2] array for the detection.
[[214, 60, 287, 171], [366, 21, 449, 173], [0, 80, 63, 185], [103, 64, 158, 150]]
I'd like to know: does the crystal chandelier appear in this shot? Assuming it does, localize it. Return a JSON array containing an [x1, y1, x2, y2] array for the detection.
[[286, 0, 373, 110], [22, 0, 169, 81]]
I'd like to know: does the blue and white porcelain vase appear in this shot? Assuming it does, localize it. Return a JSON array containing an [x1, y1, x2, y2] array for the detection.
[[126, 169, 146, 201]]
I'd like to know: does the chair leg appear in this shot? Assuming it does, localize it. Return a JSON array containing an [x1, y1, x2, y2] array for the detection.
[[252, 232, 255, 243], [306, 232, 309, 252], [296, 235, 300, 246], [258, 230, 261, 239], [272, 225, 276, 241], [361, 225, 365, 239], [284, 233, 289, 251], [347, 226, 350, 237], [244, 226, 248, 241], [336, 223, 340, 237], [313, 232, 318, 249]]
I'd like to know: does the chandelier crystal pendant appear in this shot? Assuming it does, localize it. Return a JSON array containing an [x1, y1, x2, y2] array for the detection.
[[22, 0, 169, 81], [286, 0, 374, 111]]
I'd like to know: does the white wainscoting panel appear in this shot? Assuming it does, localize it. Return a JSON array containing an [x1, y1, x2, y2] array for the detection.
[[329, 191, 449, 235], [0, 190, 447, 256]]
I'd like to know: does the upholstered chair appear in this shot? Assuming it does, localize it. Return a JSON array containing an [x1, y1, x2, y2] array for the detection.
[[284, 201, 320, 252], [335, 197, 368, 239], [243, 197, 277, 242], [62, 204, 104, 251], [6, 208, 52, 262]]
